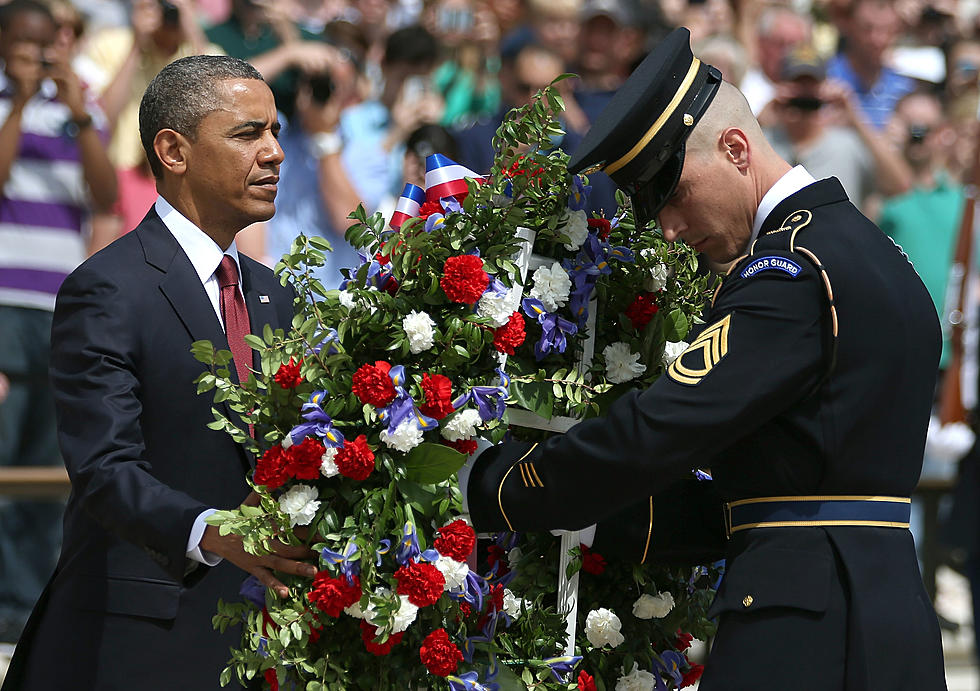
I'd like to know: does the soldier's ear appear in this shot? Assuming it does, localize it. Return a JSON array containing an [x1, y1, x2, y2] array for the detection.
[[720, 127, 750, 172]]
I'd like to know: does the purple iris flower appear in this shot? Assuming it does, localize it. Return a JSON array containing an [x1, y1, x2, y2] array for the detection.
[[482, 276, 510, 300], [395, 522, 421, 565], [568, 176, 591, 211], [375, 365, 439, 434], [451, 369, 510, 422], [693, 469, 712, 481], [447, 672, 487, 691], [239, 576, 266, 608], [655, 651, 686, 688], [321, 540, 361, 580], [521, 298, 577, 360], [441, 196, 462, 214], [543, 655, 582, 683], [425, 213, 446, 232], [285, 391, 345, 448], [375, 539, 391, 566]]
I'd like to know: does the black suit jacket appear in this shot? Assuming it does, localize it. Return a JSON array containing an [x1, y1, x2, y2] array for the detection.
[[3, 209, 294, 691], [468, 179, 948, 690]]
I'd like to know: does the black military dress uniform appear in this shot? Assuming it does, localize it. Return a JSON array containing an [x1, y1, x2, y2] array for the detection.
[[466, 28, 948, 691]]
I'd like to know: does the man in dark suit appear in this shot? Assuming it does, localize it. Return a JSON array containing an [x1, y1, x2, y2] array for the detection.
[[465, 29, 948, 689], [3, 55, 315, 690]]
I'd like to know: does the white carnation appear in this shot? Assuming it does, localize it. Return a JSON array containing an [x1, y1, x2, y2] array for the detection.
[[344, 598, 365, 619], [320, 446, 339, 477], [477, 284, 522, 328], [502, 588, 531, 619], [584, 608, 625, 648], [662, 341, 688, 367], [603, 342, 646, 384], [390, 594, 419, 633], [530, 262, 571, 312], [402, 310, 436, 354], [434, 556, 470, 592], [646, 263, 669, 292], [338, 289, 356, 309], [507, 546, 523, 570], [632, 591, 675, 619], [278, 484, 320, 527], [380, 419, 424, 453], [441, 408, 482, 442], [561, 209, 589, 250], [615, 662, 657, 691]]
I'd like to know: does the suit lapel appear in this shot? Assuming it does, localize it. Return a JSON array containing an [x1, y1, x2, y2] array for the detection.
[[137, 210, 251, 467]]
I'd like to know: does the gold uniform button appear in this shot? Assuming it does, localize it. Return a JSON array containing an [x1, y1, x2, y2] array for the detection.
[[742, 595, 754, 608]]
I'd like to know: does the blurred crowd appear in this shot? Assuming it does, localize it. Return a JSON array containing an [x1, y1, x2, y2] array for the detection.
[[5, 0, 980, 650]]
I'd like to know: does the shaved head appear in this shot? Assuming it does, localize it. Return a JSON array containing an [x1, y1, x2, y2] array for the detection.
[[686, 81, 767, 160]]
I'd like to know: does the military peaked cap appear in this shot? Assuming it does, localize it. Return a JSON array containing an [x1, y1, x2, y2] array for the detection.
[[567, 27, 722, 227]]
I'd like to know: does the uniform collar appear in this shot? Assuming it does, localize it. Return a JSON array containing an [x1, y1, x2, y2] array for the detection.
[[154, 196, 240, 286], [750, 165, 817, 246]]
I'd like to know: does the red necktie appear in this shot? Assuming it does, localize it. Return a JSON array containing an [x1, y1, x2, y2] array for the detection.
[[215, 255, 252, 385]]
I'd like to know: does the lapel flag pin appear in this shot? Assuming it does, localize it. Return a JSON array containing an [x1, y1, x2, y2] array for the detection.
[[258, 295, 270, 303]]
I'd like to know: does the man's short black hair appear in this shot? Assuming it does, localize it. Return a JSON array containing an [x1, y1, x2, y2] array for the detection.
[[0, 0, 54, 33], [138, 55, 264, 178], [383, 25, 439, 68]]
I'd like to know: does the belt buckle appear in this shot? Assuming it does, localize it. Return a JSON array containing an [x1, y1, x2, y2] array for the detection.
[[723, 502, 733, 540]]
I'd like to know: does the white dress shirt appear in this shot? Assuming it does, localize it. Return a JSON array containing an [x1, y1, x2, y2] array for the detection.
[[750, 165, 817, 247], [155, 196, 241, 567]]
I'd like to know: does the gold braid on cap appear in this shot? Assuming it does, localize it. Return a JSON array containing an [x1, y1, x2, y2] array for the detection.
[[603, 58, 702, 176]]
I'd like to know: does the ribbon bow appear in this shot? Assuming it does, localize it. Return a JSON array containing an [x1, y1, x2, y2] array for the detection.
[[385, 154, 483, 230]]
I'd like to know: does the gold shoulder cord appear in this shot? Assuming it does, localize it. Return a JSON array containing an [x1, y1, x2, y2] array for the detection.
[[640, 496, 654, 564], [498, 443, 539, 531]]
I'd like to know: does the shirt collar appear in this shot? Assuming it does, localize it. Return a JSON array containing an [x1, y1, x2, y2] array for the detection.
[[154, 196, 240, 285], [750, 165, 817, 245]]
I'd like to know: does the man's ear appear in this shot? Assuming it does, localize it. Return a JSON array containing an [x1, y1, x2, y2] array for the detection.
[[720, 127, 750, 173], [153, 129, 190, 176]]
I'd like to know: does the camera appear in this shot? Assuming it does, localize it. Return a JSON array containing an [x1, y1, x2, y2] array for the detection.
[[786, 95, 823, 112], [159, 0, 180, 26], [908, 125, 931, 145], [307, 71, 334, 104]]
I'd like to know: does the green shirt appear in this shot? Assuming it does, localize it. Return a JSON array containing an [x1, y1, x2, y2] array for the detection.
[[878, 174, 965, 368]]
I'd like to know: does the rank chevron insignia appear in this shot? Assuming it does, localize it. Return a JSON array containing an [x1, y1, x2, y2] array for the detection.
[[667, 314, 732, 385]]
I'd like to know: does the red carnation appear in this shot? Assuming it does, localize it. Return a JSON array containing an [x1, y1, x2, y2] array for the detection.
[[486, 544, 510, 577], [352, 361, 397, 407], [307, 572, 361, 618], [334, 434, 375, 481], [675, 630, 694, 652], [587, 217, 612, 240], [254, 445, 289, 490], [418, 200, 444, 220], [434, 519, 476, 562], [577, 670, 597, 691], [492, 311, 526, 355], [274, 358, 303, 389], [360, 620, 404, 656], [419, 628, 463, 677], [681, 662, 704, 688], [419, 373, 455, 419], [395, 561, 445, 607], [440, 255, 489, 304], [285, 436, 325, 480], [625, 292, 659, 330], [580, 544, 606, 575], [264, 668, 279, 691], [442, 438, 478, 455]]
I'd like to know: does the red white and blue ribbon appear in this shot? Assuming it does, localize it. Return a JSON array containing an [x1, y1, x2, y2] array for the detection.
[[424, 153, 481, 202], [389, 183, 426, 230]]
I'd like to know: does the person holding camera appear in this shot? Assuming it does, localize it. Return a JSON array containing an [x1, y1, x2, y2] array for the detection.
[[762, 44, 911, 211], [0, 0, 116, 644]]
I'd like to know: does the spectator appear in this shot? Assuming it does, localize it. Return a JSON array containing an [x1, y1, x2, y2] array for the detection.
[[826, 0, 915, 130], [453, 42, 564, 176], [208, 0, 335, 121], [526, 0, 580, 67], [879, 90, 962, 369], [82, 0, 218, 238], [338, 24, 442, 214], [763, 44, 911, 208], [425, 0, 502, 127], [0, 0, 116, 643], [266, 52, 363, 289], [739, 5, 812, 118], [695, 32, 748, 87]]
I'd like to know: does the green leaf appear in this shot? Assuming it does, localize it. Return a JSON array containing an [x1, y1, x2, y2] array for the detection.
[[664, 308, 690, 342], [495, 663, 530, 691], [401, 442, 466, 484], [510, 379, 555, 420]]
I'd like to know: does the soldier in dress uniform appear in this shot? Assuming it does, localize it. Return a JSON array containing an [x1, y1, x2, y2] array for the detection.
[[464, 27, 948, 690]]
